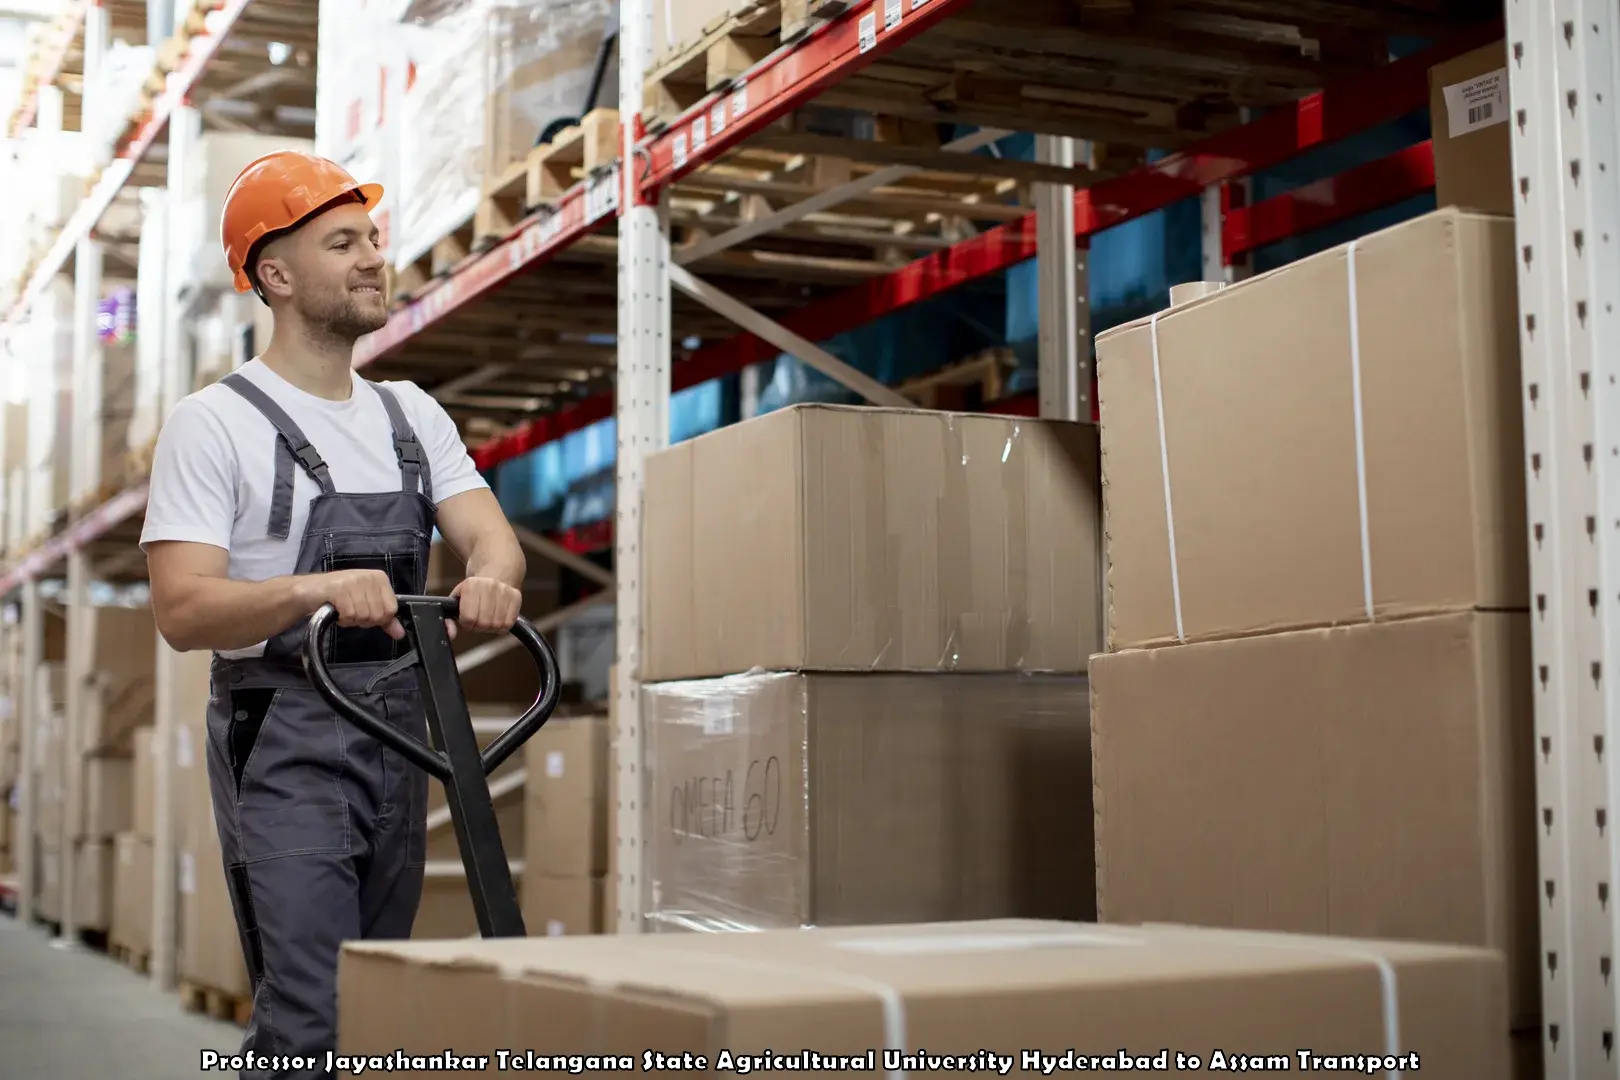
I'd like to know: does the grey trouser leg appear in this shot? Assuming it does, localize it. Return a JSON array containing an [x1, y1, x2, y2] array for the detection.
[[206, 676, 427, 1080]]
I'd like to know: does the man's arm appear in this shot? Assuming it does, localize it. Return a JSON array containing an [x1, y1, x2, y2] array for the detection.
[[146, 542, 318, 652], [436, 487, 526, 589], [148, 542, 407, 653], [435, 487, 527, 632], [404, 379, 527, 632]]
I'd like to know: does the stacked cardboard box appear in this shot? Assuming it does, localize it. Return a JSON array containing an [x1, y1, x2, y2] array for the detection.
[[69, 604, 156, 933], [337, 919, 1514, 1071], [33, 661, 66, 922], [110, 726, 156, 960], [637, 403, 1102, 932], [412, 710, 532, 940], [1429, 40, 1512, 217], [1090, 208, 1537, 1055], [522, 713, 610, 935], [171, 647, 251, 999]]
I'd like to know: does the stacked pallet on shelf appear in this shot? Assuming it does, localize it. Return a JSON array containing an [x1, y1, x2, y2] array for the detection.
[[367, 0, 620, 299], [1085, 37, 1539, 1076], [633, 401, 1103, 932]]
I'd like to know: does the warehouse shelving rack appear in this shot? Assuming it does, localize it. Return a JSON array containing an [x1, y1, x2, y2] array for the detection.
[[0, 0, 1605, 1071]]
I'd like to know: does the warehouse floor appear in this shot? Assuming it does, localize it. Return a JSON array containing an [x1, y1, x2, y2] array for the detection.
[[0, 912, 241, 1078]]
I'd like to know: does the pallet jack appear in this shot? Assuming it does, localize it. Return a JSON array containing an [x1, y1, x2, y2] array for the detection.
[[303, 596, 560, 939]]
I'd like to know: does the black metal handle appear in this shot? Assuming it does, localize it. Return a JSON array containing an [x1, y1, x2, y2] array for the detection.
[[302, 595, 561, 782]]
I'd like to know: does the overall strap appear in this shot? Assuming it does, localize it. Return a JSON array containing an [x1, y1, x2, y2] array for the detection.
[[221, 372, 337, 540], [369, 381, 434, 502]]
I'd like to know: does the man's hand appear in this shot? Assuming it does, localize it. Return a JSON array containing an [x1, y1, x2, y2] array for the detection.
[[302, 568, 405, 640], [447, 576, 522, 640]]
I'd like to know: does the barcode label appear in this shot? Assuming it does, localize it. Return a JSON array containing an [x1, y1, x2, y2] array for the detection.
[[885, 0, 902, 30], [1442, 68, 1508, 139], [858, 11, 877, 52]]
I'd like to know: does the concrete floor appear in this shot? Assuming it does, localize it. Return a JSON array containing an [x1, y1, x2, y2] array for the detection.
[[0, 911, 242, 1079]]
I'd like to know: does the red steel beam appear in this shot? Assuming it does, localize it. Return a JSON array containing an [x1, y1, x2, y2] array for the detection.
[[1223, 139, 1436, 259], [472, 23, 1497, 472]]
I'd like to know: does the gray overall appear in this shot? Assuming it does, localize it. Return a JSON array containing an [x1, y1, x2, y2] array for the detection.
[[204, 373, 436, 1080]]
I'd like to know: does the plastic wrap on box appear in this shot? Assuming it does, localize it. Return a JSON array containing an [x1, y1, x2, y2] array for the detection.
[[315, 0, 407, 261], [645, 670, 1096, 935], [393, 0, 615, 270]]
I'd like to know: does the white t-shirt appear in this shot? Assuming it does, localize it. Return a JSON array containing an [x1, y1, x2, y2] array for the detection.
[[139, 358, 489, 657]]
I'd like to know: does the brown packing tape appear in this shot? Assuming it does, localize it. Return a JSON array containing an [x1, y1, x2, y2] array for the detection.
[[852, 408, 901, 670]]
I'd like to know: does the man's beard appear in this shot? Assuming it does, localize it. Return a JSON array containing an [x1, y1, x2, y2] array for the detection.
[[294, 283, 388, 343]]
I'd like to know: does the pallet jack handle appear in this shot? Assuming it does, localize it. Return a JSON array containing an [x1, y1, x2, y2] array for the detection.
[[303, 596, 561, 938]]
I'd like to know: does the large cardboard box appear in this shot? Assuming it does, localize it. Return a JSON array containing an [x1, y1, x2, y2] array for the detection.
[[522, 714, 609, 935], [35, 840, 60, 922], [73, 838, 114, 931], [172, 648, 251, 998], [1090, 610, 1537, 1030], [645, 671, 1093, 933], [111, 832, 153, 956], [643, 404, 1102, 681], [132, 725, 154, 840], [523, 714, 608, 878], [77, 754, 132, 839], [338, 919, 1510, 1074], [1430, 41, 1513, 216], [1095, 209, 1524, 651], [425, 709, 528, 864], [78, 604, 157, 754]]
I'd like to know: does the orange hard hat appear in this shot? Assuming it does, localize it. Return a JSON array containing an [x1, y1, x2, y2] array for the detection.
[[220, 149, 383, 294]]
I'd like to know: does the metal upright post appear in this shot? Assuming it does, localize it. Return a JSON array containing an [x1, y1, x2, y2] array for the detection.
[[56, 551, 88, 947], [613, 0, 672, 935], [1504, 0, 1620, 1075], [1034, 134, 1089, 423]]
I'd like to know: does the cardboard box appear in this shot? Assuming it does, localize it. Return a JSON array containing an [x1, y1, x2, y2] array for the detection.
[[172, 648, 251, 998], [643, 404, 1102, 681], [1090, 610, 1536, 1030], [413, 872, 525, 941], [523, 714, 608, 878], [1095, 209, 1524, 651], [645, 671, 1094, 933], [77, 754, 132, 839], [524, 873, 603, 936], [111, 832, 153, 956], [73, 838, 114, 931], [425, 710, 528, 864], [1430, 41, 1513, 216], [338, 919, 1510, 1073], [132, 726, 154, 840], [78, 604, 157, 754], [36, 841, 60, 922]]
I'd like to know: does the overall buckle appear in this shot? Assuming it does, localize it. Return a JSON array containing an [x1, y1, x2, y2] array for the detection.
[[396, 438, 423, 466]]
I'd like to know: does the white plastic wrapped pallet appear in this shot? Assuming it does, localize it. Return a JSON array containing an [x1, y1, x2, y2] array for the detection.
[[392, 0, 618, 271], [129, 189, 168, 453], [23, 280, 73, 542], [314, 0, 409, 263]]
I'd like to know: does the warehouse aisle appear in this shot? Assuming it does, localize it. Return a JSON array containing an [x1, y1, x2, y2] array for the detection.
[[0, 912, 241, 1078]]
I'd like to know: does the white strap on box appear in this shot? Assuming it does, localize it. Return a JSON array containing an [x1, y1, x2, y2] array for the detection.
[[1145, 924, 1404, 1079], [1149, 310, 1187, 643], [1346, 240, 1376, 621], [1152, 246, 1378, 641]]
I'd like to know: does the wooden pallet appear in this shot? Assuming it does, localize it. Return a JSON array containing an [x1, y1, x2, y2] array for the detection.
[[642, 0, 785, 126], [390, 218, 479, 307], [475, 109, 620, 246], [180, 980, 253, 1027], [69, 478, 124, 521], [110, 941, 151, 974], [900, 347, 1016, 411]]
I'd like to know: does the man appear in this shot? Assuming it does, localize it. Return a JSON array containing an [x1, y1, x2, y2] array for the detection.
[[140, 150, 527, 1078]]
